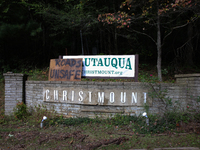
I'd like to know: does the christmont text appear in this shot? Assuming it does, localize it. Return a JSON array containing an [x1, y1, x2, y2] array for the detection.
[[43, 89, 148, 105]]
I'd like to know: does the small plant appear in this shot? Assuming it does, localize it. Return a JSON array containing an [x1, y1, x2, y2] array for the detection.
[[14, 102, 29, 120], [27, 104, 57, 125], [0, 106, 5, 124], [141, 73, 174, 111], [161, 68, 168, 75], [143, 103, 150, 115], [196, 96, 200, 103], [140, 63, 149, 69], [20, 68, 49, 81]]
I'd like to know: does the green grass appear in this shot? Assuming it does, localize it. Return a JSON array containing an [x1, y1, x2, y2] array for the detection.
[[1, 106, 200, 149], [0, 114, 200, 149], [102, 133, 200, 149], [0, 100, 200, 149]]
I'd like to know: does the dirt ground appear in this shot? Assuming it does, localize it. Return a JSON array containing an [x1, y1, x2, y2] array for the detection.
[[0, 121, 200, 150]]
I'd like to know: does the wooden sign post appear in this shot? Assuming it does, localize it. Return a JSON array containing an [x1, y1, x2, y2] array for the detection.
[[48, 59, 82, 81]]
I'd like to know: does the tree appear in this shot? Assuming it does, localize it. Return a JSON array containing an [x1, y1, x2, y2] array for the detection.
[[20, 0, 106, 54], [0, 0, 45, 70], [98, 0, 199, 81]]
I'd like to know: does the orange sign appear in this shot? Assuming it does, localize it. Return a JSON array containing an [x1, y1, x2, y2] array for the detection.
[[48, 59, 82, 81]]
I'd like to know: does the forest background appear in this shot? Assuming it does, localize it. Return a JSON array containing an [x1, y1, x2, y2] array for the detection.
[[1, 0, 200, 81]]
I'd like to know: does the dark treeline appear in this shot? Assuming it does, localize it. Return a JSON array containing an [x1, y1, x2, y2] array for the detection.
[[0, 0, 200, 78]]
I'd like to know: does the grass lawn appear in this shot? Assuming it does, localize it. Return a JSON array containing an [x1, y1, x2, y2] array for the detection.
[[0, 118, 200, 150]]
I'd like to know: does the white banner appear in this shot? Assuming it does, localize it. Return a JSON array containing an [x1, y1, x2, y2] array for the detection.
[[63, 55, 135, 77]]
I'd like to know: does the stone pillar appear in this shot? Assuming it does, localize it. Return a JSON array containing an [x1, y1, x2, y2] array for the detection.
[[3, 73, 25, 115], [175, 74, 200, 111], [175, 73, 200, 85]]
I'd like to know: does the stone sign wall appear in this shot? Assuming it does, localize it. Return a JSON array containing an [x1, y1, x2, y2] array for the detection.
[[3, 73, 200, 118]]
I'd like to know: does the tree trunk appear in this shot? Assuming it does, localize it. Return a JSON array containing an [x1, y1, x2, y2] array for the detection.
[[157, 11, 162, 82]]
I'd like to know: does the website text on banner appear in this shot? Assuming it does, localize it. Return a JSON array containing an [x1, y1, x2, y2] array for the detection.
[[63, 55, 135, 78]]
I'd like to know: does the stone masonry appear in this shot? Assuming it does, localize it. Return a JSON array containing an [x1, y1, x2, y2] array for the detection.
[[3, 73, 25, 115], [3, 73, 200, 118]]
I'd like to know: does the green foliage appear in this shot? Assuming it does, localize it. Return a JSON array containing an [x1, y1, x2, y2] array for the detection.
[[43, 112, 196, 134], [27, 104, 57, 125], [0, 104, 5, 124], [13, 102, 57, 123], [47, 116, 101, 126], [1, 98, 200, 135], [144, 103, 150, 114], [0, 80, 4, 124], [161, 68, 168, 75], [106, 113, 134, 126], [197, 96, 200, 103], [13, 102, 29, 120], [0, 74, 4, 83], [1, 113, 200, 149], [139, 71, 159, 83], [164, 111, 191, 125], [1, 0, 200, 74], [139, 72, 194, 133], [21, 68, 49, 81], [140, 72, 174, 111]]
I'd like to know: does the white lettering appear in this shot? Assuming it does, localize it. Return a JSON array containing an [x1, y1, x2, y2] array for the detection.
[[121, 92, 126, 103], [132, 92, 137, 104], [44, 88, 147, 106], [98, 92, 104, 104], [79, 91, 83, 101], [72, 91, 74, 101], [110, 92, 115, 103], [54, 90, 58, 101], [88, 91, 92, 102], [143, 92, 147, 103], [63, 90, 67, 101], [46, 89, 49, 100]]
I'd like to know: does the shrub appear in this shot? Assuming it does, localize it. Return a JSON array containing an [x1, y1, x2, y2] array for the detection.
[[14, 102, 29, 120]]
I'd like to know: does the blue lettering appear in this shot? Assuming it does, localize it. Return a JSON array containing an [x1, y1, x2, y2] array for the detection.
[[69, 70, 75, 79], [91, 58, 98, 66], [65, 59, 70, 66], [71, 59, 76, 67], [55, 70, 59, 78], [85, 58, 90, 67], [119, 58, 125, 68], [50, 69, 54, 78], [75, 70, 81, 79], [55, 60, 60, 66], [104, 58, 110, 67], [61, 60, 65, 66], [125, 58, 132, 70], [60, 70, 65, 78], [76, 60, 82, 68]]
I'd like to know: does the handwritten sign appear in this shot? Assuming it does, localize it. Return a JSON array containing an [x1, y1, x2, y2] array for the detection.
[[48, 59, 82, 81]]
